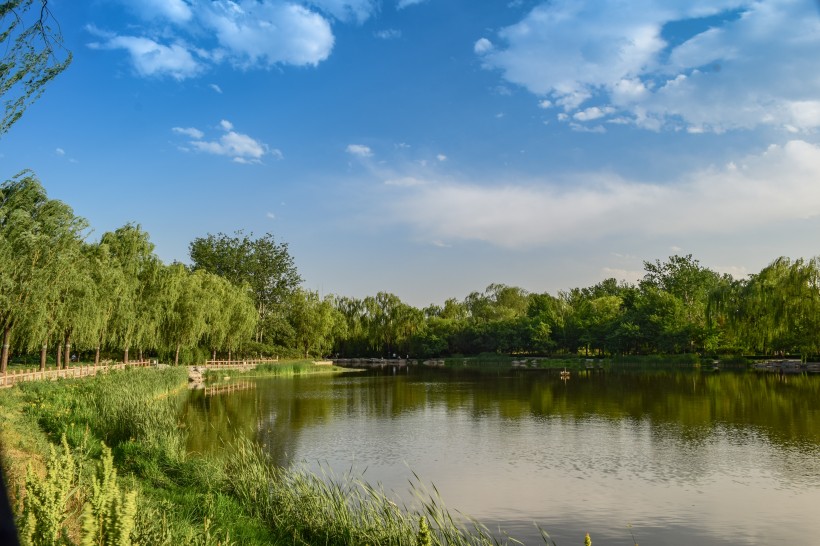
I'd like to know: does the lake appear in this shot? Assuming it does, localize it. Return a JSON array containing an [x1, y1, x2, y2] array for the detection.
[[183, 368, 820, 545]]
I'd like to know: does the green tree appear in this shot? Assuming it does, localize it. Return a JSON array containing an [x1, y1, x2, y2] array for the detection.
[[160, 265, 211, 366], [639, 255, 720, 353], [101, 224, 159, 363], [0, 172, 85, 372], [288, 289, 340, 358], [1, 0, 72, 135], [189, 231, 301, 345]]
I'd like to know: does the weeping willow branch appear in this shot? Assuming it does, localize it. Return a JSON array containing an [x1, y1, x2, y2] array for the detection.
[[0, 0, 72, 136]]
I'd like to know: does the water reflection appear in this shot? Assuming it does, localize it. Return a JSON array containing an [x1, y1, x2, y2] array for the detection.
[[182, 370, 820, 544]]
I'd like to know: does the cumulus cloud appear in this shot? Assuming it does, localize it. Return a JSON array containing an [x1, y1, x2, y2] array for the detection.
[[346, 144, 373, 157], [124, 0, 193, 23], [88, 34, 203, 79], [479, 0, 820, 132], [172, 126, 205, 139], [474, 38, 493, 54], [307, 0, 378, 23], [397, 0, 428, 9], [199, 2, 334, 68], [375, 29, 402, 39], [172, 120, 279, 163], [573, 106, 614, 122], [380, 140, 820, 248], [90, 0, 348, 78], [209, 83, 223, 93]]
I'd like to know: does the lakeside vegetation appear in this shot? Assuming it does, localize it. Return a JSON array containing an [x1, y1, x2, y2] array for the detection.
[[3, 172, 820, 374], [0, 365, 555, 545]]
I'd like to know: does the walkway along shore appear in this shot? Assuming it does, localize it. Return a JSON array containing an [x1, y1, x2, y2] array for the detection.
[[0, 358, 284, 389], [0, 360, 153, 388]]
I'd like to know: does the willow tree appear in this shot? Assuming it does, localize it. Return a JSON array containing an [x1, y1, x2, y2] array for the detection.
[[101, 224, 158, 364], [161, 265, 210, 366], [19, 228, 89, 370], [221, 283, 258, 361], [200, 272, 232, 361], [0, 172, 85, 372], [745, 257, 820, 359], [1, 0, 72, 135], [288, 289, 340, 359]]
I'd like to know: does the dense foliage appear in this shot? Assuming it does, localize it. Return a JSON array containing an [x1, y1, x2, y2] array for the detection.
[[332, 256, 820, 361], [2, 173, 819, 366], [0, 174, 258, 368]]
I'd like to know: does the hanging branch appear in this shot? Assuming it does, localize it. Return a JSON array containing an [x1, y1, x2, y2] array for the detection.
[[0, 0, 72, 136]]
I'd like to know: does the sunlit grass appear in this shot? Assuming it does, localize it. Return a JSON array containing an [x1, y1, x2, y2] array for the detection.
[[1, 367, 550, 545]]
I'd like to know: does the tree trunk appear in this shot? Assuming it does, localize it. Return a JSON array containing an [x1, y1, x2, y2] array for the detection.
[[56, 343, 62, 369], [138, 349, 143, 363], [228, 349, 232, 362], [1, 325, 11, 374], [94, 346, 100, 366], [124, 347, 129, 364], [175, 344, 180, 366], [40, 344, 47, 371], [64, 332, 72, 368], [212, 349, 216, 361]]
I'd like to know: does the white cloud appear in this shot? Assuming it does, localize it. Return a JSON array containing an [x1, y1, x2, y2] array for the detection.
[[55, 148, 65, 156], [397, 0, 428, 9], [538, 99, 552, 109], [436, 154, 447, 162], [91, 1, 339, 78], [173, 120, 278, 163], [713, 265, 749, 279], [384, 176, 426, 187], [346, 144, 373, 157], [89, 34, 203, 79], [266, 212, 277, 219], [601, 267, 644, 284], [479, 0, 820, 132], [200, 2, 334, 68], [122, 0, 193, 23], [573, 106, 614, 122], [307, 0, 378, 23], [209, 83, 223, 93], [375, 29, 401, 39], [172, 126, 205, 139], [474, 38, 493, 54], [381, 140, 820, 248]]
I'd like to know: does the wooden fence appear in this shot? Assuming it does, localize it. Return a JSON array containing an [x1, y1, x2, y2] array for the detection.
[[0, 361, 152, 388], [203, 380, 256, 397], [203, 358, 279, 368]]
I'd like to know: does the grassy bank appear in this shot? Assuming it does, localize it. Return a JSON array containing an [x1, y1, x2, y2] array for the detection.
[[0, 366, 543, 545], [204, 359, 350, 382]]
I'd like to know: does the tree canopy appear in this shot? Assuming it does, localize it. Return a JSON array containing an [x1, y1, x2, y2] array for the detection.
[[1, 0, 72, 135]]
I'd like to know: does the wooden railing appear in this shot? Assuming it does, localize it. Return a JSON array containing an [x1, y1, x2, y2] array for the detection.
[[0, 360, 152, 388], [202, 358, 279, 368], [203, 380, 256, 397]]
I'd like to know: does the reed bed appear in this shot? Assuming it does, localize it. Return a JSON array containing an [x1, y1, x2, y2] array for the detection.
[[225, 437, 541, 545], [2, 366, 549, 545]]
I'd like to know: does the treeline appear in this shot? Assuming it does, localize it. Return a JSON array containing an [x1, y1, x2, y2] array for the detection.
[[334, 255, 820, 361], [0, 172, 258, 371], [3, 172, 819, 367]]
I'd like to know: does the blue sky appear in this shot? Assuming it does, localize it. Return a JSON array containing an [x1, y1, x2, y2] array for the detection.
[[3, 0, 820, 306]]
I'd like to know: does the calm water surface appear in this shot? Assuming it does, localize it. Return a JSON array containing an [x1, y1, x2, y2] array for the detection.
[[183, 369, 820, 545]]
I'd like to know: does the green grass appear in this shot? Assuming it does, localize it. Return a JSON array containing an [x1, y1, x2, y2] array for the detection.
[[204, 359, 347, 382], [1, 366, 548, 545]]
